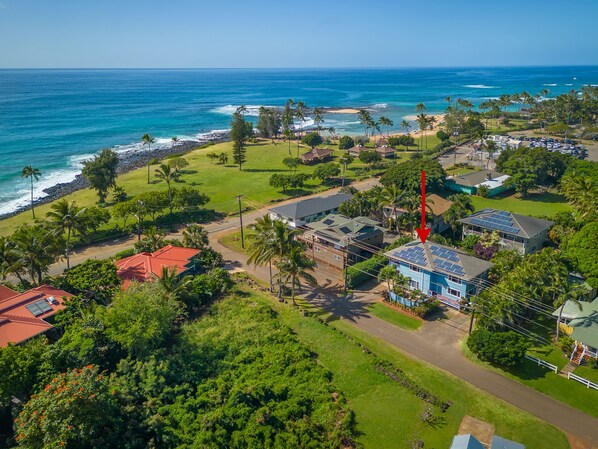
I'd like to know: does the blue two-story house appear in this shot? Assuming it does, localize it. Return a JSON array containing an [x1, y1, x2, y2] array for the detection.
[[384, 241, 494, 310]]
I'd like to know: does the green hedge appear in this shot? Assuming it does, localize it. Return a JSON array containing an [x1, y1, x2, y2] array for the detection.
[[345, 255, 386, 289]]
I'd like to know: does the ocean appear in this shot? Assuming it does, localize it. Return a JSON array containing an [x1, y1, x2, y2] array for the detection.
[[1, 66, 597, 215]]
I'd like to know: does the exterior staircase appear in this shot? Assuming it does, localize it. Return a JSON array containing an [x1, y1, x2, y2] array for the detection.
[[570, 345, 584, 365]]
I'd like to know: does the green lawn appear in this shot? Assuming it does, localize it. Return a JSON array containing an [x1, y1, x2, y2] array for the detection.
[[462, 343, 598, 418], [367, 302, 422, 330], [471, 190, 573, 218], [573, 366, 598, 384], [219, 229, 253, 254], [0, 140, 394, 236], [262, 292, 569, 449], [446, 165, 481, 176]]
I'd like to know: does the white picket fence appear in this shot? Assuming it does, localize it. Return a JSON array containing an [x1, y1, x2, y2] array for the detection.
[[524, 354, 558, 373], [567, 372, 598, 390]]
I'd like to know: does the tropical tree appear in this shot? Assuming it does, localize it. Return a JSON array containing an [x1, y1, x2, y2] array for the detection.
[[378, 265, 408, 294], [443, 194, 475, 238], [357, 109, 373, 137], [553, 283, 585, 341], [230, 111, 249, 169], [0, 236, 23, 283], [182, 224, 209, 249], [275, 243, 317, 306], [247, 214, 278, 292], [46, 199, 88, 270], [21, 165, 41, 219], [560, 174, 597, 220], [12, 224, 60, 284], [154, 163, 176, 216], [153, 266, 193, 300], [313, 107, 324, 134], [416, 113, 428, 151], [171, 136, 179, 147], [81, 149, 119, 203], [380, 184, 404, 231], [141, 133, 157, 184], [134, 226, 166, 253], [282, 99, 295, 155]]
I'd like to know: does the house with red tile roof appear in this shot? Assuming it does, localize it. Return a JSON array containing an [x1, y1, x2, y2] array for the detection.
[[115, 244, 201, 289], [0, 285, 73, 347]]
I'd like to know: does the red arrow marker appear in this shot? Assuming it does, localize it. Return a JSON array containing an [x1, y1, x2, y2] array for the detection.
[[415, 170, 431, 244]]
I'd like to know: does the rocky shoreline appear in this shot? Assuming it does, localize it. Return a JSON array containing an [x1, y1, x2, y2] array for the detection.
[[0, 131, 229, 221]]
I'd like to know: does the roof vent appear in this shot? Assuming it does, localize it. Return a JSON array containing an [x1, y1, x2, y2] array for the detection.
[[486, 172, 492, 180], [46, 296, 59, 305]]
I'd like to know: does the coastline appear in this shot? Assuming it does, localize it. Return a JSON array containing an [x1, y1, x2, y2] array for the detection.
[[0, 131, 229, 221]]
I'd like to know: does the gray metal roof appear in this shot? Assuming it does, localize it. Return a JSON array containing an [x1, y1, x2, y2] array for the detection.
[[305, 214, 384, 248], [491, 435, 525, 449], [458, 208, 553, 239], [449, 170, 508, 187], [450, 435, 485, 449], [385, 241, 493, 280], [268, 193, 352, 221]]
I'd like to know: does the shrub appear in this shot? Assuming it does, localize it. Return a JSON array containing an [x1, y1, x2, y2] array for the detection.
[[345, 255, 386, 289], [467, 329, 530, 367], [338, 135, 355, 150], [558, 335, 575, 356], [436, 130, 450, 141], [301, 132, 323, 149], [477, 185, 490, 197], [114, 248, 135, 260]]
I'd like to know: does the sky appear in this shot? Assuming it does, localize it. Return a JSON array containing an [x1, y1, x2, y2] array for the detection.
[[1, 0, 597, 68]]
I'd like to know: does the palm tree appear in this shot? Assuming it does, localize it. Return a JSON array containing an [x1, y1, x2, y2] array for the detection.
[[426, 116, 437, 149], [380, 184, 404, 231], [379, 116, 393, 138], [12, 225, 58, 284], [400, 120, 412, 150], [0, 236, 24, 283], [443, 194, 474, 238], [275, 243, 317, 306], [21, 166, 41, 219], [153, 266, 192, 300], [553, 283, 585, 341], [139, 226, 166, 252], [313, 107, 324, 134], [141, 133, 157, 184], [560, 174, 597, 220], [182, 224, 209, 249], [171, 136, 179, 147], [247, 215, 278, 292], [415, 113, 428, 151], [46, 199, 87, 270], [357, 109, 372, 137], [154, 163, 176, 216], [295, 101, 307, 155], [415, 103, 426, 113]]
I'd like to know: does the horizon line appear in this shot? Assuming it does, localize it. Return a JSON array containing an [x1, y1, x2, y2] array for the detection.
[[1, 64, 598, 71]]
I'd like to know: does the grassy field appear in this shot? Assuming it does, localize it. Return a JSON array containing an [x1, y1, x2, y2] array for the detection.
[[0, 140, 405, 236], [219, 229, 253, 254], [462, 343, 598, 418], [367, 302, 422, 330], [573, 366, 598, 384], [446, 165, 481, 176], [471, 190, 573, 217], [257, 290, 570, 449]]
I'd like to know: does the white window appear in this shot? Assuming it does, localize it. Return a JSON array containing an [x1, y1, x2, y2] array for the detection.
[[315, 246, 321, 252], [448, 275, 462, 284], [447, 288, 461, 298], [408, 264, 421, 273], [409, 280, 420, 290], [333, 255, 341, 261]]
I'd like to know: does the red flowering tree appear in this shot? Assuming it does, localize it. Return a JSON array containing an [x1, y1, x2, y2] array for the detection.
[[14, 365, 121, 449]]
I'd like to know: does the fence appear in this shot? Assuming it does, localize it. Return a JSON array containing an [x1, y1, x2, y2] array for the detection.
[[567, 372, 598, 391], [524, 354, 558, 373]]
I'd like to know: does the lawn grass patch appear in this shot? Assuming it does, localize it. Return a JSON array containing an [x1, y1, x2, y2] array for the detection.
[[471, 190, 573, 217], [573, 366, 598, 384], [367, 302, 422, 331], [462, 342, 598, 418], [264, 293, 569, 449], [218, 229, 253, 254], [0, 140, 382, 236]]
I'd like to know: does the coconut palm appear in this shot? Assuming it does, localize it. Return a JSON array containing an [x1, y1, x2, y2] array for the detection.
[[153, 266, 192, 300], [415, 113, 428, 151], [443, 194, 475, 238], [274, 243, 317, 306], [141, 133, 156, 184], [380, 184, 404, 231], [12, 225, 59, 284], [560, 174, 598, 220], [379, 116, 393, 138], [46, 199, 87, 270], [171, 136, 179, 147], [295, 101, 307, 154], [247, 215, 278, 292], [313, 107, 324, 134], [182, 224, 209, 249], [357, 109, 372, 137], [0, 236, 23, 283], [415, 103, 426, 113], [154, 163, 176, 216], [21, 166, 41, 219], [553, 282, 586, 341], [426, 116, 437, 149]]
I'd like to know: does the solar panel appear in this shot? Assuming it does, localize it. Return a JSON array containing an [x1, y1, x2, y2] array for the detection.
[[26, 299, 52, 317]]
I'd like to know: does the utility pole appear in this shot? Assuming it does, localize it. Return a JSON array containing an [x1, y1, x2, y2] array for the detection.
[[236, 195, 245, 249], [453, 129, 460, 166], [468, 301, 476, 334]]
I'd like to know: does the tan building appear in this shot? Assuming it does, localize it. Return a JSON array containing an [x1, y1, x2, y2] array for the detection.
[[298, 214, 384, 270]]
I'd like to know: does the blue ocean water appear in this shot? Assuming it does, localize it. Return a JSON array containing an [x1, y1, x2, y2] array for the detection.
[[1, 66, 597, 214]]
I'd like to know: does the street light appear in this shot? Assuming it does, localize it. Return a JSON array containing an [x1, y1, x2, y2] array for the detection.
[[453, 129, 460, 165]]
